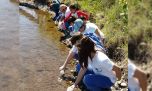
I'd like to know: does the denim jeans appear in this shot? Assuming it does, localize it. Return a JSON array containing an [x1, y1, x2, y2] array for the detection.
[[76, 64, 114, 91]]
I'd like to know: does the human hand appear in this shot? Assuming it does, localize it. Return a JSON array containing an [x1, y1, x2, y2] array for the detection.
[[67, 85, 75, 91], [59, 65, 65, 76], [59, 69, 65, 76], [59, 65, 65, 71]]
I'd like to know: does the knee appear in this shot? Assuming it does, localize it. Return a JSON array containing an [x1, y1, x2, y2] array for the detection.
[[83, 74, 93, 87]]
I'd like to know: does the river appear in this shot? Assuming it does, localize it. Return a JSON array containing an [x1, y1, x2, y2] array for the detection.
[[0, 0, 69, 91]]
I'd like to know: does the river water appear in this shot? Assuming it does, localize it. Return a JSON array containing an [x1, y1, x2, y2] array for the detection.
[[0, 0, 69, 91]]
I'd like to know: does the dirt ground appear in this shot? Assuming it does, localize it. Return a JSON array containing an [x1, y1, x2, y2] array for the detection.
[[134, 60, 152, 91]]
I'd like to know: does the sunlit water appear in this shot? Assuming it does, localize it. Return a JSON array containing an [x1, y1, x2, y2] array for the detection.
[[0, 0, 68, 91]]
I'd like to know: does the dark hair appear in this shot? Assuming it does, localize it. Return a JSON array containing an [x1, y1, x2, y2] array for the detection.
[[80, 16, 87, 21], [47, 2, 51, 6], [67, 16, 76, 24], [78, 37, 96, 68], [69, 4, 80, 10], [70, 4, 77, 9], [70, 33, 83, 45]]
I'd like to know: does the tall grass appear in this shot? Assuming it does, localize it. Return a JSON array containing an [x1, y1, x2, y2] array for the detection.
[[77, 0, 128, 61], [128, 0, 152, 62]]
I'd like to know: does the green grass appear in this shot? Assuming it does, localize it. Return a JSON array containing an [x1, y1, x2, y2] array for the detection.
[[128, 0, 152, 61], [75, 0, 128, 61], [63, 0, 152, 62]]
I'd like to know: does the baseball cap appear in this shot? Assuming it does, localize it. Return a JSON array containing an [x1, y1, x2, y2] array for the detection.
[[73, 19, 84, 32]]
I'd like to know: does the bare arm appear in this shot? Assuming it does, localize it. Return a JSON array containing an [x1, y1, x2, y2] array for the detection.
[[95, 29, 104, 42], [59, 52, 75, 70], [67, 68, 87, 90], [60, 16, 65, 21], [134, 69, 147, 91], [74, 68, 87, 86], [112, 65, 122, 80]]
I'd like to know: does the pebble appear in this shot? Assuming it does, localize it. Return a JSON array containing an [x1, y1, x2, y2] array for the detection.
[[58, 77, 63, 83], [119, 82, 127, 88]]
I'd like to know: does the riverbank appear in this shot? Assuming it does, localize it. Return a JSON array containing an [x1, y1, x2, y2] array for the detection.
[[0, 0, 71, 91], [18, 0, 128, 91], [128, 0, 152, 90], [8, 0, 152, 91]]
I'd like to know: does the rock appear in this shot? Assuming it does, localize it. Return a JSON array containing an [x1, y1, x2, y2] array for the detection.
[[60, 70, 65, 76], [118, 82, 127, 88], [58, 77, 63, 83]]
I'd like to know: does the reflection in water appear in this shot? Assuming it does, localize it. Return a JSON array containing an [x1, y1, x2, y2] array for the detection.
[[19, 6, 68, 52], [0, 0, 68, 91]]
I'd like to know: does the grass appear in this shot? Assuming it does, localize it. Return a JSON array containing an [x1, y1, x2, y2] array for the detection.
[[74, 0, 128, 61], [128, 0, 152, 62], [128, 1, 152, 90]]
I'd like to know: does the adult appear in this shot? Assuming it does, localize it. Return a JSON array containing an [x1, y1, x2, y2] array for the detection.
[[128, 60, 147, 91], [59, 4, 71, 21], [59, 19, 105, 73], [49, 0, 62, 21], [73, 19, 104, 42], [63, 4, 89, 33], [64, 4, 89, 22], [67, 36, 122, 91], [58, 4, 71, 32]]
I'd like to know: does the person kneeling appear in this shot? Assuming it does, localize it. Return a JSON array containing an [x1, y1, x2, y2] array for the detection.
[[67, 36, 122, 91]]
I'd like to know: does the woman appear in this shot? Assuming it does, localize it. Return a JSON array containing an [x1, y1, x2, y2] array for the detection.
[[128, 60, 147, 91], [64, 4, 89, 23], [59, 32, 105, 75], [67, 36, 122, 91], [59, 18, 105, 73]]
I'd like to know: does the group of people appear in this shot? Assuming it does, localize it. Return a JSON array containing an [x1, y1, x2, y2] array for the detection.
[[20, 0, 148, 91], [45, 1, 148, 91], [47, 1, 123, 91]]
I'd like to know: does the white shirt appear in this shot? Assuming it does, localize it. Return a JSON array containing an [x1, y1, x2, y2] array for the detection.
[[70, 45, 78, 54], [70, 23, 105, 53], [83, 23, 104, 39], [128, 60, 140, 91], [128, 60, 136, 78], [83, 23, 97, 34], [65, 7, 71, 18], [87, 51, 116, 83]]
